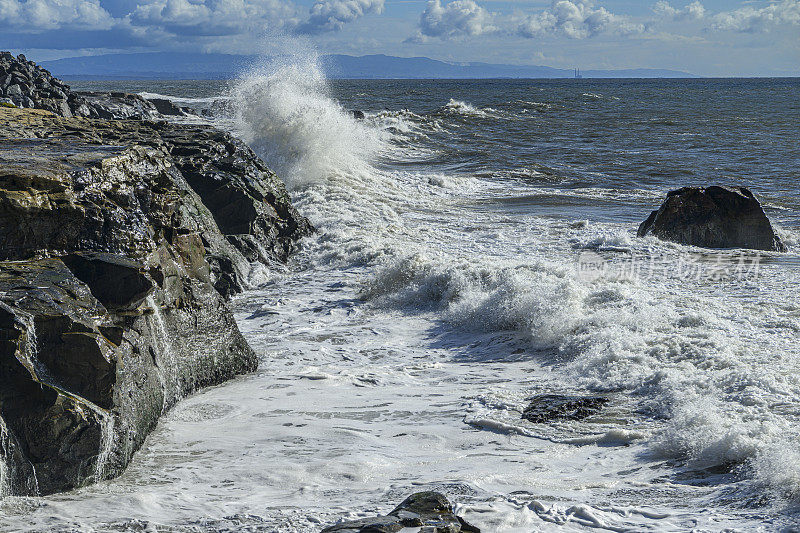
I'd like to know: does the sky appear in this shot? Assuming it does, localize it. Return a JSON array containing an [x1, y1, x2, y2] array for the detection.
[[0, 0, 798, 75]]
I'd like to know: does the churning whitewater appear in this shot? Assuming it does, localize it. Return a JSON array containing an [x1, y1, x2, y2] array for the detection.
[[1, 57, 799, 531]]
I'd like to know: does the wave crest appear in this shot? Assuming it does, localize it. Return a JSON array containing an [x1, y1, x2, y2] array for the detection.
[[229, 54, 385, 188]]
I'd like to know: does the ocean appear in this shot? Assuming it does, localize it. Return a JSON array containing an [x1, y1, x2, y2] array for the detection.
[[2, 59, 799, 531]]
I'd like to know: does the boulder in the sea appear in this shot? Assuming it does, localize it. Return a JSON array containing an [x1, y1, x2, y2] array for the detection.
[[522, 394, 608, 423], [350, 109, 365, 120], [321, 491, 480, 532], [637, 186, 786, 252]]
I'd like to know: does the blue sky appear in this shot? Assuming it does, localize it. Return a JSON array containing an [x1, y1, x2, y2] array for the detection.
[[1, 0, 798, 75]]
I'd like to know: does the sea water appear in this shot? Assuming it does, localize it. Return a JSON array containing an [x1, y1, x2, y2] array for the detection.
[[1, 59, 798, 531]]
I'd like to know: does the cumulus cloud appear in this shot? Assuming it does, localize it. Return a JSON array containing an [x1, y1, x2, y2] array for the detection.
[[710, 0, 800, 33], [129, 0, 383, 37], [516, 0, 644, 39], [412, 0, 642, 40], [130, 0, 299, 37], [0, 0, 115, 30], [298, 0, 384, 34], [653, 1, 705, 21], [416, 0, 496, 39]]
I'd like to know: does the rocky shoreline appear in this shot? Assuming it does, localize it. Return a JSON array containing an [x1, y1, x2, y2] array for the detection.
[[0, 54, 311, 496]]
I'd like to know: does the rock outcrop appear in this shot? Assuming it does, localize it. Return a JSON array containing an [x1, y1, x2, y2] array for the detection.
[[0, 52, 190, 121], [0, 91, 310, 494], [638, 186, 786, 252], [76, 91, 163, 120], [522, 394, 608, 423], [0, 52, 79, 116], [321, 492, 480, 532]]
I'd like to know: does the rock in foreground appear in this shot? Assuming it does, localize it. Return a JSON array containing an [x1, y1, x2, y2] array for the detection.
[[321, 492, 480, 532], [0, 104, 310, 495], [637, 186, 786, 252]]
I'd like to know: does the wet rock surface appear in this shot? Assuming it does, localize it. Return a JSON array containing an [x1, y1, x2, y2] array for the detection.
[[638, 186, 786, 252], [146, 97, 188, 116], [76, 91, 162, 120], [0, 58, 310, 495], [321, 492, 480, 532], [522, 394, 609, 423]]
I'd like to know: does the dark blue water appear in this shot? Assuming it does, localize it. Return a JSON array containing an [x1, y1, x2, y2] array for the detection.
[[72, 77, 800, 228]]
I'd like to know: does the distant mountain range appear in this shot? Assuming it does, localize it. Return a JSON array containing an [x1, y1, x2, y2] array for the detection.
[[42, 53, 698, 80]]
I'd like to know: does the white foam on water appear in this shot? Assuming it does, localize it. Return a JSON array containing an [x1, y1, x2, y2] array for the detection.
[[138, 91, 230, 105], [439, 98, 500, 119], [228, 52, 800, 518], [146, 295, 180, 410], [94, 411, 115, 482], [0, 419, 10, 498]]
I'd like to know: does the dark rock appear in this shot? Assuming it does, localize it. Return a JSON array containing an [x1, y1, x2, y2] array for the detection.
[[0, 52, 183, 120], [0, 100, 309, 494], [321, 516, 404, 532], [321, 492, 480, 533], [0, 107, 311, 295], [76, 91, 161, 120], [351, 109, 366, 119], [522, 394, 608, 423], [61, 253, 155, 311], [152, 121, 313, 272], [145, 97, 186, 116], [0, 53, 76, 117], [638, 186, 786, 252]]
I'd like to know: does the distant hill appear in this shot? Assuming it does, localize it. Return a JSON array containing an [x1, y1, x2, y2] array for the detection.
[[41, 52, 698, 80]]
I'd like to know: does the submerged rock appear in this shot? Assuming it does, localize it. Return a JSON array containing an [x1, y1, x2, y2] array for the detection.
[[0, 97, 310, 493], [522, 394, 608, 423], [638, 186, 786, 252], [321, 491, 480, 532]]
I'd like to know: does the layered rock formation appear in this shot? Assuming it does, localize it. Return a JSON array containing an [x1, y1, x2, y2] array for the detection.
[[638, 186, 786, 252], [0, 55, 310, 496]]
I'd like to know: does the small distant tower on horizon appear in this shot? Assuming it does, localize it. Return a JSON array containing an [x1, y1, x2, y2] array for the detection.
[[574, 68, 583, 79]]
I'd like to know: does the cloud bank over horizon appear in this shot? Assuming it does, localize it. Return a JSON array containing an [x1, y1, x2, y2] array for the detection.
[[0, 0, 798, 75]]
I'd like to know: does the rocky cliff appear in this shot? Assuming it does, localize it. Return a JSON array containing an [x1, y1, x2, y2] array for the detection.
[[0, 54, 311, 496]]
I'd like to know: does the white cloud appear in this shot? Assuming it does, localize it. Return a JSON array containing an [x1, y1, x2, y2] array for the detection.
[[413, 0, 642, 41], [0, 0, 115, 30], [299, 0, 385, 34], [416, 0, 496, 39], [515, 0, 644, 39], [710, 0, 800, 33], [129, 0, 380, 37], [653, 1, 705, 21], [130, 0, 300, 36]]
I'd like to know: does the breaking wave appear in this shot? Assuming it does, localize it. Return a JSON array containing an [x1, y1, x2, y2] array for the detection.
[[227, 52, 800, 509]]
